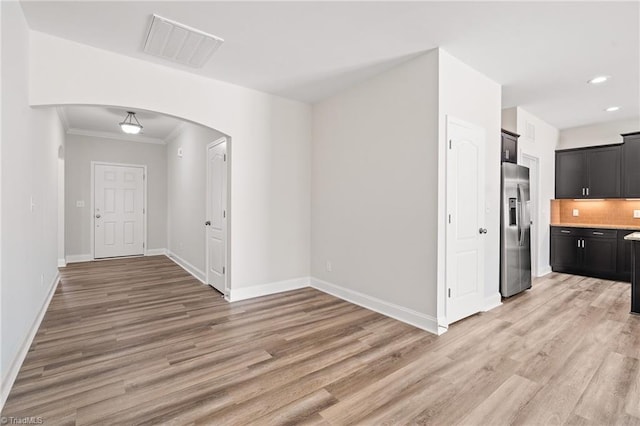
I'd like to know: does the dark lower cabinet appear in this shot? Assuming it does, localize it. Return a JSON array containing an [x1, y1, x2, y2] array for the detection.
[[551, 226, 629, 281], [582, 236, 617, 275]]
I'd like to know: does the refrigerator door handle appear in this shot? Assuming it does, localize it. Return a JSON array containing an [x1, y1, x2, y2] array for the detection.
[[517, 184, 524, 246]]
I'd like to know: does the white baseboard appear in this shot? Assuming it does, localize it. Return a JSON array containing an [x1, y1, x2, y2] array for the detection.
[[228, 277, 310, 302], [483, 292, 503, 312], [65, 254, 92, 264], [536, 266, 552, 277], [166, 250, 206, 284], [310, 277, 439, 335], [65, 249, 168, 265], [1, 272, 60, 411], [145, 248, 167, 256]]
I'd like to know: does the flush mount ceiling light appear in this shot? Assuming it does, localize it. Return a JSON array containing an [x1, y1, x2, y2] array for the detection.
[[143, 14, 224, 68], [605, 106, 621, 112], [587, 75, 610, 84], [119, 111, 143, 134]]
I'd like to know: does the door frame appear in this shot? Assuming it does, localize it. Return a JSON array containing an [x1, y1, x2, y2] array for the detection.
[[205, 137, 230, 296], [521, 153, 539, 277], [443, 115, 486, 329], [90, 161, 148, 260]]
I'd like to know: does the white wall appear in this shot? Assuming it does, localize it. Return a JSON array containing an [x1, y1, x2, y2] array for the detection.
[[166, 123, 224, 278], [513, 107, 559, 277], [29, 31, 312, 290], [1, 1, 64, 406], [558, 118, 639, 149], [64, 134, 168, 258], [437, 50, 502, 321], [311, 50, 439, 328]]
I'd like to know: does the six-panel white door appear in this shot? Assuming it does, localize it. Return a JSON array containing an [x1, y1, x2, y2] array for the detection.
[[446, 117, 486, 324], [206, 140, 227, 293], [94, 164, 145, 259]]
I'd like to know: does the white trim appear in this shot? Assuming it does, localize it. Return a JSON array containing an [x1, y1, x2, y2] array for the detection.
[[167, 251, 206, 284], [91, 162, 147, 260], [310, 277, 440, 335], [145, 248, 167, 256], [437, 316, 449, 335], [163, 122, 186, 143], [67, 128, 165, 145], [66, 254, 92, 263], [1, 273, 60, 411], [483, 293, 503, 312], [537, 266, 552, 277], [228, 277, 310, 302], [57, 258, 67, 268]]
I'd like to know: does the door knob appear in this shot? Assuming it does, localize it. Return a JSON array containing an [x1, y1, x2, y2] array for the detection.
[[205, 221, 211, 226], [479, 228, 488, 234], [95, 214, 101, 219]]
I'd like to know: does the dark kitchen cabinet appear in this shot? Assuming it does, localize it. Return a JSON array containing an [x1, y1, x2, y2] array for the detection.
[[618, 230, 635, 281], [622, 132, 640, 198], [550, 226, 620, 279], [501, 129, 519, 164], [555, 145, 621, 199], [550, 228, 581, 270]]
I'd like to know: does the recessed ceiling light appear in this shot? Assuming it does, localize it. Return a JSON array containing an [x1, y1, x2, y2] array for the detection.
[[588, 75, 610, 84], [605, 106, 620, 112]]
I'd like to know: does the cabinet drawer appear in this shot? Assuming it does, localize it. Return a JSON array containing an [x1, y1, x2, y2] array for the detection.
[[551, 227, 580, 236], [583, 229, 617, 239]]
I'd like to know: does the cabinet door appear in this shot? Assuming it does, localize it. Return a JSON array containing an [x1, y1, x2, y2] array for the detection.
[[623, 139, 640, 197], [550, 234, 581, 270], [618, 231, 634, 280], [501, 134, 517, 164], [556, 151, 586, 198], [587, 146, 621, 198], [583, 237, 617, 275]]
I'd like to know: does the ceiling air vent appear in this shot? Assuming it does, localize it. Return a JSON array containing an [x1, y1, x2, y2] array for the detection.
[[143, 14, 224, 68]]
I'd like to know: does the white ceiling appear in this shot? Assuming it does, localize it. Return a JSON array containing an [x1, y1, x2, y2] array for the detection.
[[59, 105, 184, 143], [21, 1, 639, 130]]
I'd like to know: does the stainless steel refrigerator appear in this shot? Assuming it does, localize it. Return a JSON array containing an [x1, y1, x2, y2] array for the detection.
[[500, 163, 532, 297]]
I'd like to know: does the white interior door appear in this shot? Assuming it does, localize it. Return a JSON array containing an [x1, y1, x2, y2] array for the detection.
[[94, 164, 145, 259], [206, 139, 227, 293], [446, 117, 486, 324]]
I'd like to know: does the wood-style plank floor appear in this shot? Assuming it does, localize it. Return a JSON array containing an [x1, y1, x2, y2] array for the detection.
[[3, 256, 640, 425]]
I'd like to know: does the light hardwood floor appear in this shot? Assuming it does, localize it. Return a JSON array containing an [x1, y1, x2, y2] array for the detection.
[[3, 256, 640, 425]]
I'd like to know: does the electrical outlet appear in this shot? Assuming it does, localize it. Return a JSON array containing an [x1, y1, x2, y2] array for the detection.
[[325, 261, 332, 272], [76, 200, 85, 208], [634, 210, 640, 218], [573, 209, 579, 217]]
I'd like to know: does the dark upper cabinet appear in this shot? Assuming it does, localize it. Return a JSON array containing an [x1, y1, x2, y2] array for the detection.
[[501, 129, 519, 164], [555, 151, 587, 198], [622, 132, 640, 198], [555, 145, 621, 199]]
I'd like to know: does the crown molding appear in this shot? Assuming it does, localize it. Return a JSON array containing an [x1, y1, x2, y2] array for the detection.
[[66, 128, 166, 145], [164, 122, 187, 143], [55, 107, 70, 131]]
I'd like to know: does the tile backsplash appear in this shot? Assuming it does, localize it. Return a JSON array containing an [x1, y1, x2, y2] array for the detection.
[[550, 199, 640, 226]]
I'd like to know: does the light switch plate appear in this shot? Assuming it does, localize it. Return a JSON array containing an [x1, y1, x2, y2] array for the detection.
[[634, 210, 640, 218], [573, 209, 579, 217], [177, 147, 183, 158]]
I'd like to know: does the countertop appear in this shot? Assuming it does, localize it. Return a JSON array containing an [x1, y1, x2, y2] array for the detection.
[[551, 223, 640, 231], [624, 232, 640, 241]]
